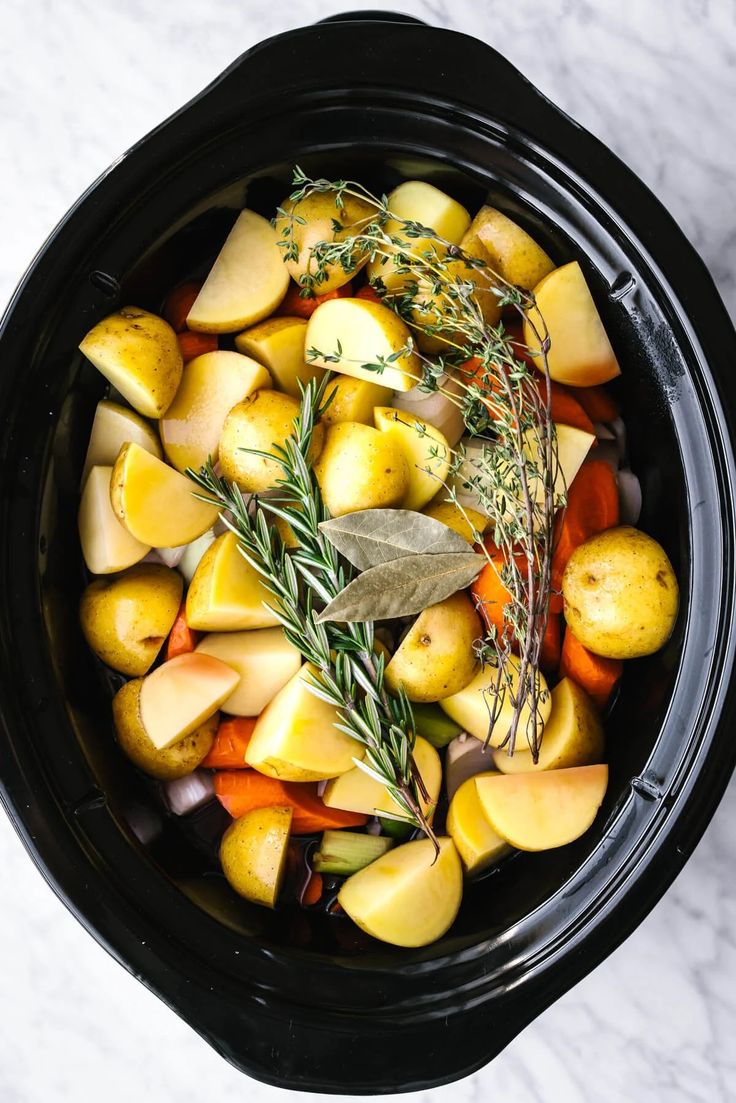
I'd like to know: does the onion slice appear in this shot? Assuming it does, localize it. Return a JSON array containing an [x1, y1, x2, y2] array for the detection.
[[618, 468, 642, 525], [392, 375, 466, 446], [163, 770, 215, 816]]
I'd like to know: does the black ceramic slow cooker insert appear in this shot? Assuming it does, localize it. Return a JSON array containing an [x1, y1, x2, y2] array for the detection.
[[2, 12, 736, 1094]]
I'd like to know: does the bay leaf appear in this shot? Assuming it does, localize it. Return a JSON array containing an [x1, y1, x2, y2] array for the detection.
[[319, 508, 470, 571], [317, 551, 482, 623]]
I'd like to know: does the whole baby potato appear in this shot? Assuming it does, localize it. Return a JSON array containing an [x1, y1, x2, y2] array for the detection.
[[80, 563, 182, 676], [274, 191, 374, 294], [313, 422, 409, 517], [112, 678, 217, 780], [562, 526, 678, 659], [219, 389, 324, 492]]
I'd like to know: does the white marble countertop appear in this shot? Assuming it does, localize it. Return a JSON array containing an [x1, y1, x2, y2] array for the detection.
[[1, 1, 735, 1100]]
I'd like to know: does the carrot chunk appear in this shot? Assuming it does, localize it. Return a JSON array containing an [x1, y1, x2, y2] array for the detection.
[[164, 601, 200, 661], [213, 771, 369, 834], [559, 629, 622, 710], [163, 281, 202, 333], [551, 459, 619, 597], [201, 716, 257, 769], [276, 280, 354, 319], [178, 330, 218, 362], [574, 384, 620, 424]]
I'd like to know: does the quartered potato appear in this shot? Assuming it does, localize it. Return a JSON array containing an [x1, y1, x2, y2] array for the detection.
[[187, 210, 290, 333], [160, 350, 271, 473], [111, 442, 219, 547], [112, 678, 217, 780], [79, 307, 183, 418]]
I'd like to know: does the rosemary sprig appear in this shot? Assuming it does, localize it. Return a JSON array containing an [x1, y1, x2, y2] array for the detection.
[[278, 170, 559, 761], [187, 377, 436, 846]]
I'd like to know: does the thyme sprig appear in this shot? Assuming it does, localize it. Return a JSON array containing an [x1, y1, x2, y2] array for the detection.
[[187, 377, 436, 846], [278, 170, 559, 760]]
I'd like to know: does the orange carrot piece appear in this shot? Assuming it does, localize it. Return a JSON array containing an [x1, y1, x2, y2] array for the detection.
[[163, 281, 202, 333], [355, 285, 382, 304], [276, 280, 354, 319], [302, 871, 324, 906], [575, 384, 620, 424], [560, 629, 622, 710], [540, 612, 561, 673], [212, 772, 369, 834], [470, 542, 525, 643], [201, 716, 257, 769], [551, 460, 619, 596], [456, 355, 593, 435], [164, 601, 200, 661], [536, 379, 595, 434], [178, 330, 218, 363]]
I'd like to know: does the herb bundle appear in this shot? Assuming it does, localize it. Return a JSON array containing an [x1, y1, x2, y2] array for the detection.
[[276, 169, 560, 760], [188, 380, 436, 844]]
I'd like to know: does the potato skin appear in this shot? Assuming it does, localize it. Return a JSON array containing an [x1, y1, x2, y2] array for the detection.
[[384, 592, 482, 702], [274, 192, 374, 294], [112, 678, 217, 780], [79, 564, 182, 676], [219, 390, 324, 493], [313, 422, 409, 517], [562, 526, 678, 659]]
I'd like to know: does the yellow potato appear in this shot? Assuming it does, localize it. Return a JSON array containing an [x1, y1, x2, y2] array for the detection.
[[138, 652, 241, 751], [385, 592, 481, 702], [446, 772, 511, 875], [305, 298, 420, 392], [475, 765, 609, 851], [235, 316, 324, 398], [439, 655, 552, 747], [195, 627, 302, 716], [562, 526, 679, 659], [321, 374, 394, 426], [338, 837, 463, 947], [187, 210, 289, 333], [409, 233, 502, 355], [274, 191, 375, 294], [79, 307, 182, 418], [449, 423, 594, 521], [219, 390, 324, 493], [373, 407, 451, 511], [493, 677, 604, 774], [220, 806, 293, 908], [314, 421, 409, 517], [82, 400, 161, 482], [186, 531, 277, 631], [322, 736, 441, 821], [245, 662, 362, 782], [78, 466, 150, 574], [112, 678, 217, 780], [367, 180, 471, 292], [80, 563, 182, 676], [110, 442, 219, 547], [468, 205, 555, 290], [524, 262, 621, 386], [160, 350, 271, 473], [421, 500, 487, 544]]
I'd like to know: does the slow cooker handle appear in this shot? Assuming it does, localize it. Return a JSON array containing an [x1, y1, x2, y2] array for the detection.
[[317, 10, 429, 24]]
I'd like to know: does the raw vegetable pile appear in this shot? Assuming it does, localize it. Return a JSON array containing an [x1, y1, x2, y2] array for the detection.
[[76, 171, 679, 949]]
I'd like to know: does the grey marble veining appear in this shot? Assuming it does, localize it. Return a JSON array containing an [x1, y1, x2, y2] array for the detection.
[[1, 1, 736, 1101]]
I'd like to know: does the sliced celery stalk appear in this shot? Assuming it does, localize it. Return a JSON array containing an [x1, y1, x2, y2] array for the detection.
[[312, 831, 394, 875], [378, 815, 414, 840], [412, 702, 462, 748]]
